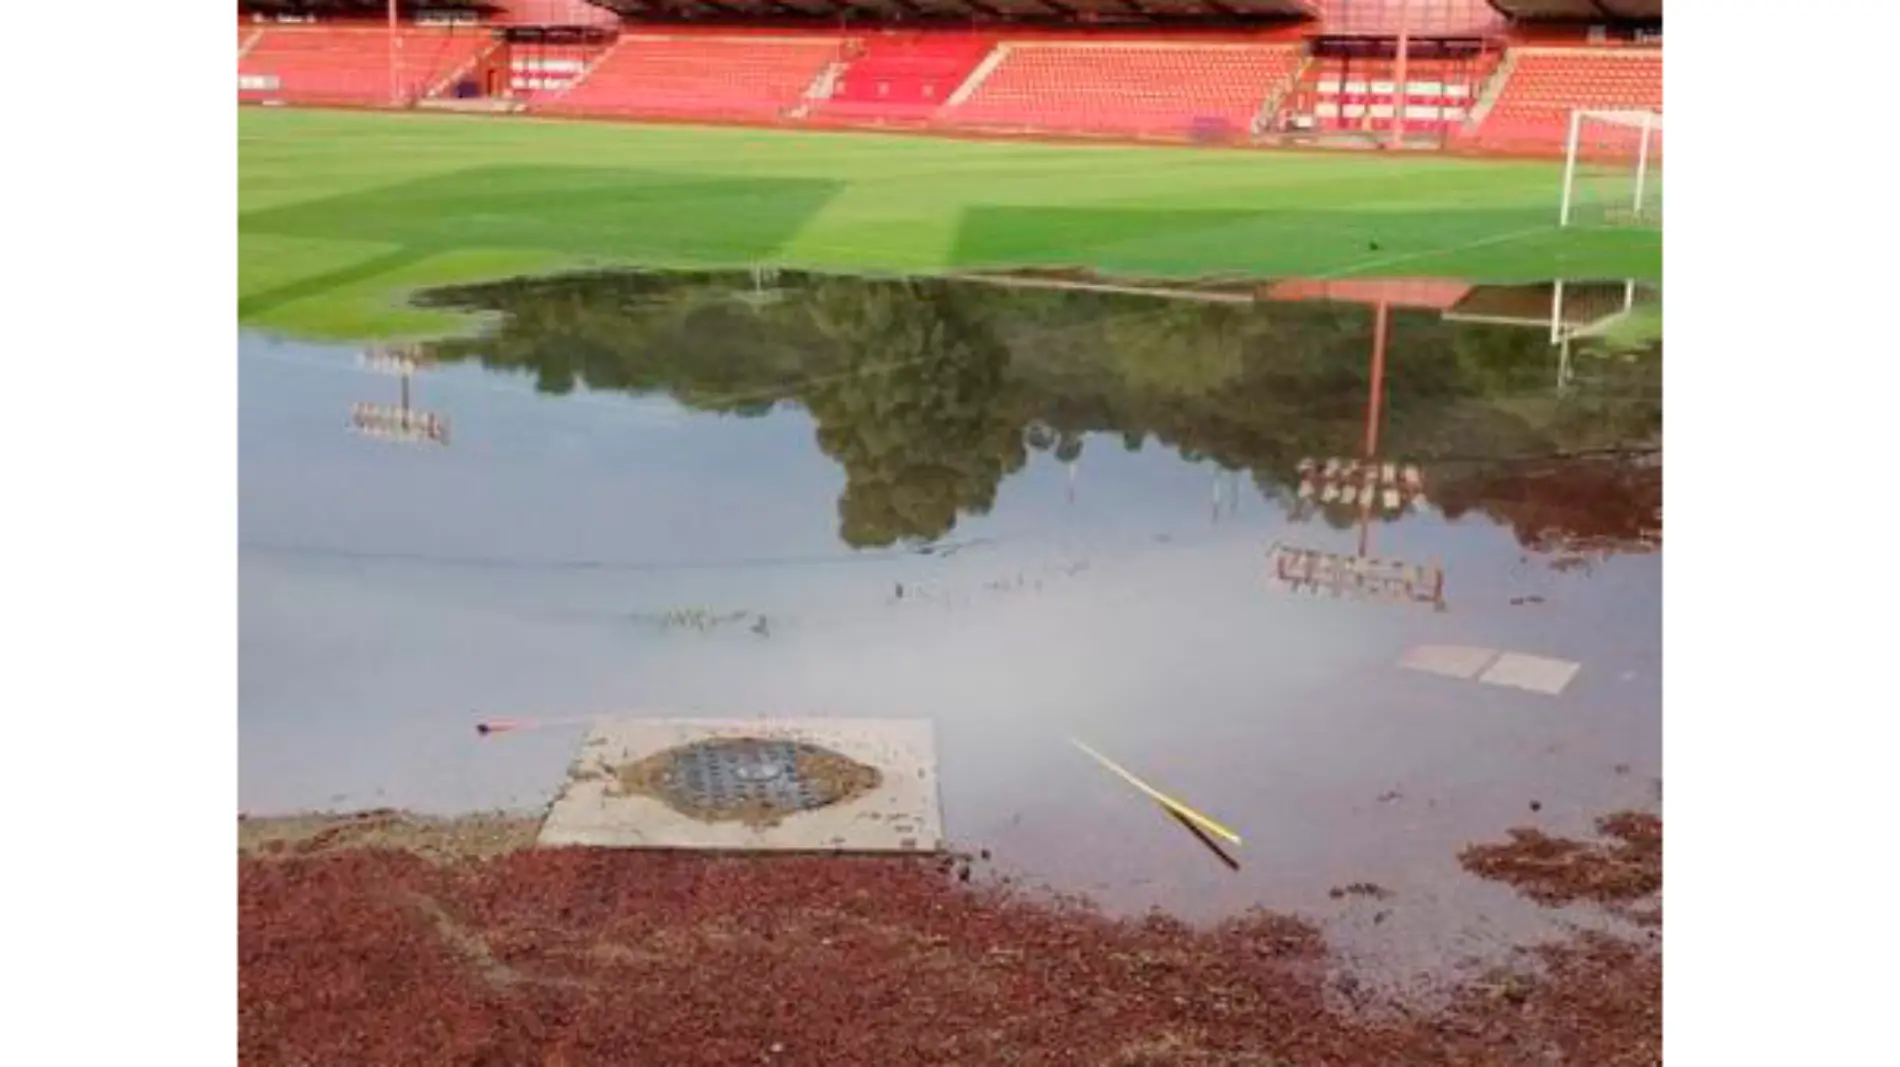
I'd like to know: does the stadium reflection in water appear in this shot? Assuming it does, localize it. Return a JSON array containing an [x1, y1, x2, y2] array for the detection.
[[239, 268, 1660, 968]]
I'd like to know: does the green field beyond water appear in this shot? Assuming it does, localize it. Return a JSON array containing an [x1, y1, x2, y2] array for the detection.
[[238, 108, 1662, 340]]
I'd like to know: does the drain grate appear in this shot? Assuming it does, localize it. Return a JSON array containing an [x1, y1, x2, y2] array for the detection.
[[671, 739, 829, 812], [542, 719, 941, 850], [616, 737, 883, 825]]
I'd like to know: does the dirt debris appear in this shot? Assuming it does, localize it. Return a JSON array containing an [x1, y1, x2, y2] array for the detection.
[[1458, 810, 1662, 908], [238, 810, 539, 863]]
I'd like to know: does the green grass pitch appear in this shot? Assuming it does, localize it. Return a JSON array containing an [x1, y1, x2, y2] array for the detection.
[[238, 108, 1663, 340]]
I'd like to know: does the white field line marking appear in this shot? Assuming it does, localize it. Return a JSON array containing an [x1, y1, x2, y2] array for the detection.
[[1313, 224, 1556, 279]]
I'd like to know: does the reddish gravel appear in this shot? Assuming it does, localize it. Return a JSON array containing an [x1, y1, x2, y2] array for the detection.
[[240, 814, 1661, 1067]]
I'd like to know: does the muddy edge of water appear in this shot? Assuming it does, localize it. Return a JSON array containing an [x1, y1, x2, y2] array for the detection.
[[238, 804, 1663, 959]]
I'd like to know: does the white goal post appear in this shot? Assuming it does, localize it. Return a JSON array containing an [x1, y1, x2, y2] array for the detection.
[[1558, 109, 1662, 228]]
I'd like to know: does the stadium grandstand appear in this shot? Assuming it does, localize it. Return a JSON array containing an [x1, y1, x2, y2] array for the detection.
[[237, 0, 1659, 155]]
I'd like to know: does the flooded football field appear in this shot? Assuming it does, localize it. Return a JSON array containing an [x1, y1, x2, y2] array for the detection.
[[240, 268, 1660, 973]]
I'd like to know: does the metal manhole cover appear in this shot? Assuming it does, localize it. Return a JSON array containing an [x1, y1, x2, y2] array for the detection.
[[609, 737, 883, 827]]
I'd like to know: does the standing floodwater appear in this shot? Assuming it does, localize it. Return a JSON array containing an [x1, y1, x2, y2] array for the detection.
[[240, 268, 1660, 969]]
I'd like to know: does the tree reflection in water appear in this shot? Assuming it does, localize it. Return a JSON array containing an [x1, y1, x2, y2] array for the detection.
[[417, 269, 1662, 556]]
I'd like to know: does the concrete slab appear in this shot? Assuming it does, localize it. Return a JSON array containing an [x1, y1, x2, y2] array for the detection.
[[539, 718, 944, 853], [1478, 653, 1582, 696], [1397, 644, 1500, 681]]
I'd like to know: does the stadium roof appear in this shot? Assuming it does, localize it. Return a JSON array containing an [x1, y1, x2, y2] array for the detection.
[[1485, 0, 1661, 20], [583, 0, 1319, 20], [242, 0, 1660, 25], [241, 1, 500, 13]]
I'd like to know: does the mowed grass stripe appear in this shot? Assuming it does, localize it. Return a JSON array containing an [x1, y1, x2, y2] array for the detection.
[[239, 108, 1661, 340]]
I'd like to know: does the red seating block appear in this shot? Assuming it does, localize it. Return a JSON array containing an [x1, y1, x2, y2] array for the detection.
[[813, 34, 993, 124], [538, 35, 842, 121], [1466, 49, 1661, 152], [239, 26, 493, 105], [945, 42, 1304, 140]]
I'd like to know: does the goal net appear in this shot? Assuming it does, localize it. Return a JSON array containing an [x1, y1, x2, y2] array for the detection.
[[1558, 109, 1662, 228]]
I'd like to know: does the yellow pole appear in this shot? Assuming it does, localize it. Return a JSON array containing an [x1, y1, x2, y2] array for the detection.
[[1070, 739, 1242, 846]]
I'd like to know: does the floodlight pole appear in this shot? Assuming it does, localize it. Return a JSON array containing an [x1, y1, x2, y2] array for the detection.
[[1390, 7, 1411, 151], [388, 0, 399, 107], [1365, 301, 1389, 459], [1558, 110, 1584, 226], [1632, 110, 1654, 217], [1360, 302, 1391, 558]]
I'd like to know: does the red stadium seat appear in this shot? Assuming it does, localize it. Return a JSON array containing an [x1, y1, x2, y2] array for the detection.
[[812, 34, 994, 124], [941, 42, 1304, 141], [239, 25, 494, 105], [233, 21, 1661, 160], [535, 35, 843, 121], [1465, 48, 1661, 152]]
